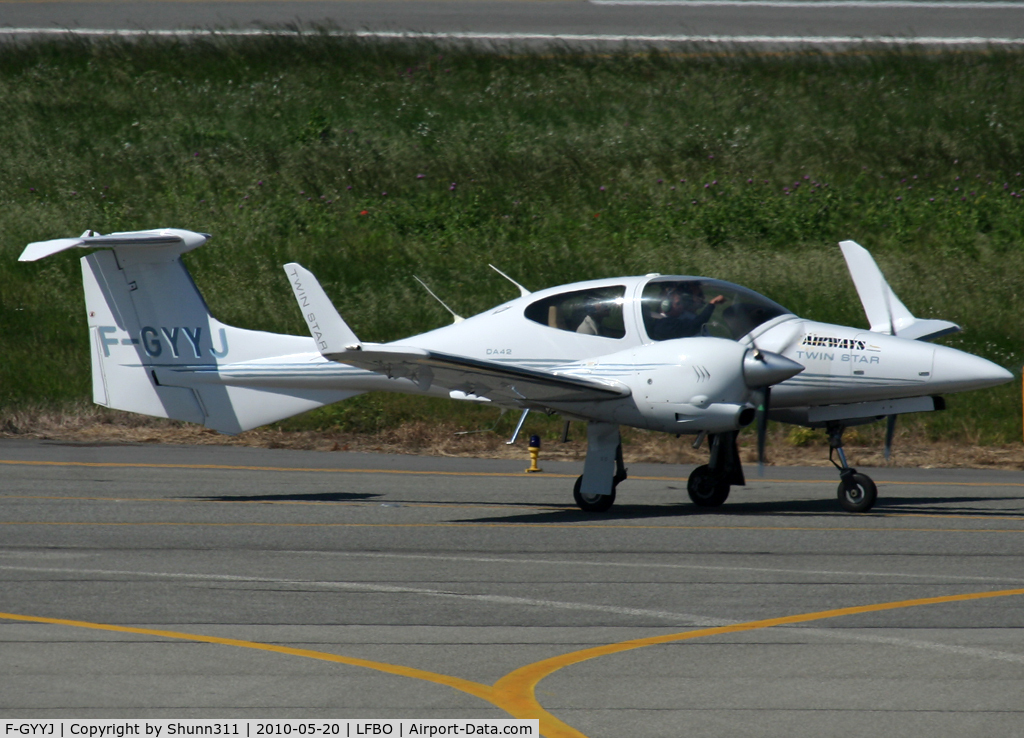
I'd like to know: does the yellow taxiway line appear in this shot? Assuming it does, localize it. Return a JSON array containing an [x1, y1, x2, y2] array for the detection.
[[4, 586, 1024, 738]]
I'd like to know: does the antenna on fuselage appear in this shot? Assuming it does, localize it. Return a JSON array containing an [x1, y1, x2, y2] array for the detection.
[[413, 275, 464, 324], [489, 264, 531, 297]]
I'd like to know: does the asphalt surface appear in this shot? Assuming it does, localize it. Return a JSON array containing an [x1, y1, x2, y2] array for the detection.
[[2, 0, 1024, 48], [2, 438, 1024, 735]]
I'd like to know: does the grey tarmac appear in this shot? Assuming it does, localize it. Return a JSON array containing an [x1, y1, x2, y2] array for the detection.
[[2, 438, 1024, 736], [2, 0, 1024, 48]]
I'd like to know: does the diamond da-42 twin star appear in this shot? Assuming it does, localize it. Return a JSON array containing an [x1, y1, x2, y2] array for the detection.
[[19, 230, 1012, 513]]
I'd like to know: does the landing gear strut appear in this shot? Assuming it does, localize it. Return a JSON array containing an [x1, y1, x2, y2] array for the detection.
[[828, 423, 877, 513], [687, 431, 745, 507], [572, 422, 628, 512]]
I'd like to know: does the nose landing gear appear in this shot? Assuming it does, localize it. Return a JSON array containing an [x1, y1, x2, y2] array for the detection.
[[828, 423, 878, 513]]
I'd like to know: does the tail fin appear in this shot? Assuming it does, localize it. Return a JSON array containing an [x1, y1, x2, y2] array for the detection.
[[839, 240, 960, 341], [21, 229, 358, 433]]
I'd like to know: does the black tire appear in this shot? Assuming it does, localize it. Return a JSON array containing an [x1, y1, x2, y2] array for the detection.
[[573, 475, 616, 512], [837, 473, 877, 513], [687, 464, 730, 507]]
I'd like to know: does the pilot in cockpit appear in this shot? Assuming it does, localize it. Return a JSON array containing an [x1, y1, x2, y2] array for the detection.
[[649, 281, 725, 340]]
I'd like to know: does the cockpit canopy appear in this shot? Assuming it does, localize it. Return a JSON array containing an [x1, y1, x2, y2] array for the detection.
[[522, 277, 791, 343], [641, 277, 791, 342], [523, 286, 628, 339]]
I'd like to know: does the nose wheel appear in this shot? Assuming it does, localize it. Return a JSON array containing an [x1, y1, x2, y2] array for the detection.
[[837, 471, 877, 512], [829, 423, 878, 513]]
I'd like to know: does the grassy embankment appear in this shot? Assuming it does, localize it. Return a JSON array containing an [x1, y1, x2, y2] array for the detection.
[[1, 37, 1022, 449]]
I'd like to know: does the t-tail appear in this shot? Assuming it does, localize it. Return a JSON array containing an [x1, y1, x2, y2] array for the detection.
[[19, 229, 360, 433]]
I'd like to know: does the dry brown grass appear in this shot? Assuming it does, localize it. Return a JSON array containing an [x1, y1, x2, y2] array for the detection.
[[3, 403, 1023, 471]]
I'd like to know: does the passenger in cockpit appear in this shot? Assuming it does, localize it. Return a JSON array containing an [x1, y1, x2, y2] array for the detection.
[[650, 282, 725, 340], [577, 297, 612, 336]]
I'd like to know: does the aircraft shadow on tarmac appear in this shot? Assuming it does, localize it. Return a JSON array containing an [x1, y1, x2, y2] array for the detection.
[[185, 489, 1023, 518], [457, 494, 1024, 524], [194, 492, 383, 503], [457, 498, 841, 524], [866, 495, 1024, 516]]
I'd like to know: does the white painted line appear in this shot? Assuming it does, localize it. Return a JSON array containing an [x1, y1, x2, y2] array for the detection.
[[0, 28, 1022, 44], [302, 550, 1024, 585], [0, 563, 722, 626], [6, 563, 1024, 664]]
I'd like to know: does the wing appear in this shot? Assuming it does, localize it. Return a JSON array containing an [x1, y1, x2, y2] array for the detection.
[[326, 346, 631, 407], [282, 261, 631, 408]]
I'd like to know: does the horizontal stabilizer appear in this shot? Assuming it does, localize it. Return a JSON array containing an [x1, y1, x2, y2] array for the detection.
[[284, 263, 360, 354], [839, 240, 960, 341], [326, 345, 631, 407], [20, 229, 209, 262]]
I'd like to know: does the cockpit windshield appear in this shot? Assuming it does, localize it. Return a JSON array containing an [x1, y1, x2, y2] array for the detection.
[[641, 278, 791, 342]]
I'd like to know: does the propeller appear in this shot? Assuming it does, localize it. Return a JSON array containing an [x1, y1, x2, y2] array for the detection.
[[743, 347, 804, 475], [755, 386, 771, 475], [884, 414, 897, 461]]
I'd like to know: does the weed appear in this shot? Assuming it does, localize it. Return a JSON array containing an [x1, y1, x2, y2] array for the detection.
[[2, 39, 1022, 442]]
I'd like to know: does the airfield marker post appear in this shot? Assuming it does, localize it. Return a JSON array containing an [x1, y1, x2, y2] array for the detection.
[[526, 434, 543, 473]]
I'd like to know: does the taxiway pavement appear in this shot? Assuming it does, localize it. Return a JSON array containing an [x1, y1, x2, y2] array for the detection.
[[2, 438, 1024, 736], [3, 0, 1024, 48]]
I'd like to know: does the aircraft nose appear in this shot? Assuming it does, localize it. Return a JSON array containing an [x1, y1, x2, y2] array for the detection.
[[931, 346, 1013, 393]]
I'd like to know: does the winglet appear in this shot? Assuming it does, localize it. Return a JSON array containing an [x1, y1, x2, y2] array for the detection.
[[284, 263, 360, 354], [839, 240, 960, 341]]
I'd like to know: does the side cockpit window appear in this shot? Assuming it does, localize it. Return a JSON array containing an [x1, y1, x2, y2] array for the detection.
[[524, 286, 627, 339], [642, 279, 790, 342]]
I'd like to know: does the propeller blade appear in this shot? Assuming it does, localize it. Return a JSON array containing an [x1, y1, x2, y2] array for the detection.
[[756, 386, 771, 476], [884, 414, 897, 461], [741, 346, 797, 477]]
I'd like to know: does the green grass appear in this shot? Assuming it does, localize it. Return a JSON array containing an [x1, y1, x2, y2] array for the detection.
[[1, 37, 1022, 442]]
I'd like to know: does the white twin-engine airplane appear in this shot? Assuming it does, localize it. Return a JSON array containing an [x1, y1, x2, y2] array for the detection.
[[20, 229, 1012, 513]]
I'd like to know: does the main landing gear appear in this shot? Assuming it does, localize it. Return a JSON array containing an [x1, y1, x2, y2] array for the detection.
[[828, 423, 878, 513], [687, 431, 745, 507], [572, 421, 628, 512], [570, 423, 877, 514]]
